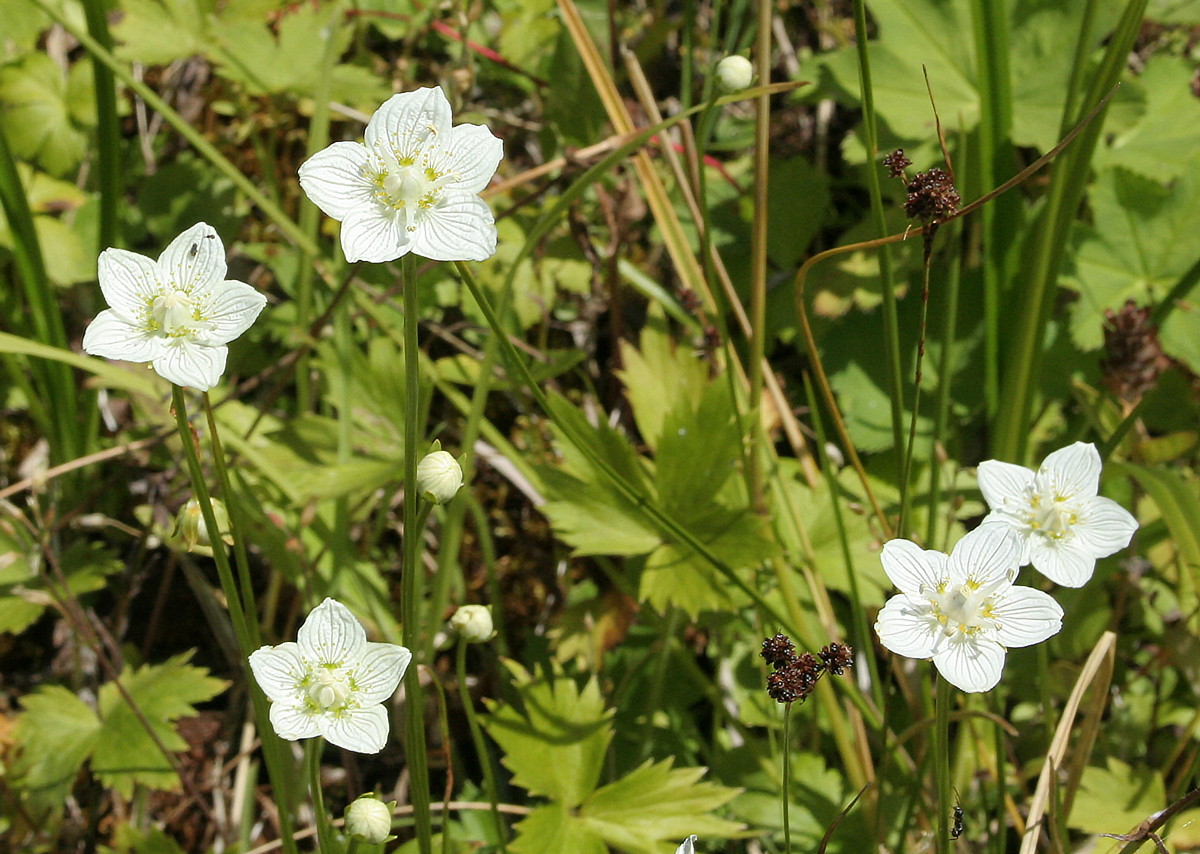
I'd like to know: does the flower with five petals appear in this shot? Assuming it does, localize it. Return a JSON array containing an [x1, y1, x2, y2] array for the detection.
[[977, 442, 1138, 587], [82, 223, 267, 390], [874, 524, 1063, 693], [298, 87, 503, 263], [248, 598, 411, 753]]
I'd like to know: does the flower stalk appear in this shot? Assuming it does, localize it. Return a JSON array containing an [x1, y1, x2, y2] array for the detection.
[[456, 637, 507, 853], [935, 675, 953, 854]]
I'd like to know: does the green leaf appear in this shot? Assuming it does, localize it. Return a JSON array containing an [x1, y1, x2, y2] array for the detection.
[[482, 661, 613, 808], [510, 803, 609, 854], [92, 653, 228, 797], [112, 0, 210, 66], [1096, 55, 1200, 184], [1064, 167, 1200, 372], [1068, 758, 1165, 834], [0, 53, 92, 176], [578, 758, 743, 854], [1108, 461, 1200, 603], [12, 685, 101, 801], [616, 307, 709, 454]]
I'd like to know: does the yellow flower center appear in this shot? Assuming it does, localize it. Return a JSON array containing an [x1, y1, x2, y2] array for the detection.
[[150, 289, 212, 338], [307, 667, 352, 711]]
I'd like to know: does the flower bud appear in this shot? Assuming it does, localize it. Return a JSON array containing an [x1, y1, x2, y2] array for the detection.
[[344, 794, 395, 843], [449, 604, 494, 643], [175, 497, 232, 552], [416, 449, 463, 504], [715, 55, 753, 93]]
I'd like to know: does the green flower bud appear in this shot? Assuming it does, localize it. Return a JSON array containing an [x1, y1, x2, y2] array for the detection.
[[417, 449, 463, 504], [715, 55, 753, 93], [175, 497, 232, 552]]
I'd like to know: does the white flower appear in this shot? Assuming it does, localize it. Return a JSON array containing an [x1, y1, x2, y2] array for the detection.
[[82, 223, 267, 390], [248, 598, 411, 753], [715, 55, 754, 92], [977, 442, 1138, 587], [873, 525, 1063, 693], [345, 794, 395, 843], [449, 604, 494, 643], [416, 449, 464, 504], [298, 87, 503, 264], [676, 837, 697, 854]]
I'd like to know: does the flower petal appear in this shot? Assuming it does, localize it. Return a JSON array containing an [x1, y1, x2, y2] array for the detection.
[[880, 538, 946, 595], [319, 704, 390, 754], [948, 524, 1019, 587], [1040, 441, 1101, 501], [443, 123, 504, 194], [268, 699, 322, 741], [932, 634, 1005, 693], [199, 280, 268, 346], [82, 310, 163, 364], [874, 594, 939, 659], [152, 340, 227, 390], [1027, 538, 1096, 587], [366, 87, 453, 161], [412, 193, 497, 262], [351, 642, 411, 705], [158, 223, 227, 298], [297, 598, 367, 665], [97, 248, 160, 316], [1073, 497, 1138, 558], [298, 142, 375, 222], [977, 459, 1035, 513], [340, 207, 410, 263], [676, 836, 698, 854], [991, 587, 1063, 648], [249, 642, 307, 703]]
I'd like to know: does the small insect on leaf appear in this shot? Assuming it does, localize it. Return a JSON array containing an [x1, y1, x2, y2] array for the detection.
[[950, 805, 964, 840]]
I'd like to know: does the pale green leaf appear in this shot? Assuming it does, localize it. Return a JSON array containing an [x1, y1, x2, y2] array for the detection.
[[510, 803, 609, 854], [92, 652, 228, 797], [0, 53, 90, 176], [112, 0, 209, 66], [12, 685, 101, 799], [1068, 758, 1165, 834], [578, 758, 743, 854], [482, 661, 613, 808]]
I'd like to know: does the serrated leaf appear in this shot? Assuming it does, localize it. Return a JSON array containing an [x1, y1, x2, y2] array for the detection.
[[1064, 167, 1200, 372], [112, 0, 209, 65], [0, 53, 91, 176], [92, 652, 228, 797], [578, 758, 743, 854], [616, 307, 709, 454], [1068, 758, 1165, 834], [482, 660, 613, 808], [12, 685, 101, 799], [655, 381, 742, 522], [510, 803, 609, 854], [1097, 55, 1200, 184]]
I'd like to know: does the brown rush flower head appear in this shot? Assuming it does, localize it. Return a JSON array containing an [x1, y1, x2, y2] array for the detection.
[[884, 149, 912, 179], [904, 167, 960, 224], [762, 633, 852, 705], [1101, 299, 1169, 401]]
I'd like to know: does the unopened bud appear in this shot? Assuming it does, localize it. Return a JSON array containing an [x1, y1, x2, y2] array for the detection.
[[417, 449, 463, 504], [175, 497, 232, 552], [449, 604, 494, 643], [344, 794, 395, 843], [715, 55, 753, 93]]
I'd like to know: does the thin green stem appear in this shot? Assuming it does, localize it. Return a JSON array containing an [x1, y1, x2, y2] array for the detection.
[[203, 393, 261, 648], [899, 261, 934, 539], [81, 0, 120, 252], [747, 0, 771, 510], [926, 227, 964, 546], [457, 639, 507, 853], [402, 253, 433, 854], [851, 0, 905, 463], [935, 674, 953, 854], [307, 739, 336, 854], [782, 701, 793, 854]]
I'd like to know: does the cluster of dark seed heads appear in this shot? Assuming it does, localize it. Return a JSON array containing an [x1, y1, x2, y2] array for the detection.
[[903, 167, 960, 224], [761, 634, 853, 704], [1101, 299, 1169, 401]]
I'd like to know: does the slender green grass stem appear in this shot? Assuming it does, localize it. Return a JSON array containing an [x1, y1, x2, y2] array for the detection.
[[803, 374, 884, 711], [927, 228, 963, 546], [202, 393, 261, 648], [899, 262, 934, 538], [81, 0, 120, 252], [935, 675, 953, 854], [747, 0, 771, 510], [172, 385, 298, 854], [307, 739, 336, 854], [990, 694, 1008, 854], [782, 701, 793, 854], [851, 0, 905, 463], [457, 639, 507, 853], [401, 253, 433, 854]]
